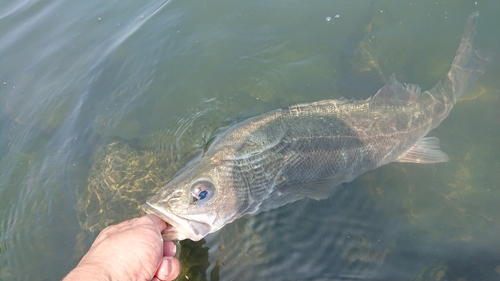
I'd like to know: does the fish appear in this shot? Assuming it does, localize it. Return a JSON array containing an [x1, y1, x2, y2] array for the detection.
[[143, 12, 492, 241]]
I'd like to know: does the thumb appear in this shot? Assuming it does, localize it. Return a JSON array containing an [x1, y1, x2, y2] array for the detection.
[[155, 256, 181, 281]]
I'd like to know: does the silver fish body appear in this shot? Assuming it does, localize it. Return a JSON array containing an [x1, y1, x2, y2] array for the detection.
[[144, 12, 492, 241]]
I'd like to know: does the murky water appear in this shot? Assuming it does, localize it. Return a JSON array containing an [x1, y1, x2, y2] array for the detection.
[[1, 0, 499, 280]]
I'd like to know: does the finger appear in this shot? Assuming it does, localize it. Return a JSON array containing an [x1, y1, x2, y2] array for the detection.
[[163, 241, 177, 257], [155, 256, 181, 281], [142, 214, 168, 232]]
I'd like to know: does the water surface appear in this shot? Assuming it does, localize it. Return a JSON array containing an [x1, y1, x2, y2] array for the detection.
[[1, 0, 499, 280]]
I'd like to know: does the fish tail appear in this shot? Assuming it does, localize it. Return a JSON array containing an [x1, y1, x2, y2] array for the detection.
[[447, 11, 492, 100], [426, 12, 493, 127]]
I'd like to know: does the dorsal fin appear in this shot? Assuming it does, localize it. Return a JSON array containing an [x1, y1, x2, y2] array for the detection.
[[373, 73, 421, 103]]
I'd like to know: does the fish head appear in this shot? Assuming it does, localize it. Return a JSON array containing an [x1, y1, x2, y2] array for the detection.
[[143, 155, 242, 241]]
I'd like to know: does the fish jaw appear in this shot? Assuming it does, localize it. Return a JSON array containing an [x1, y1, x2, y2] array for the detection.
[[142, 202, 210, 241]]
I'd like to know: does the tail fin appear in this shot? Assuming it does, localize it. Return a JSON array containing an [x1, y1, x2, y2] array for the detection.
[[447, 11, 493, 100], [426, 12, 494, 128]]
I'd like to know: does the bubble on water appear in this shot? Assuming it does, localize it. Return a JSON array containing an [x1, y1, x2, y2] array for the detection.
[[326, 16, 331, 22], [334, 14, 340, 19]]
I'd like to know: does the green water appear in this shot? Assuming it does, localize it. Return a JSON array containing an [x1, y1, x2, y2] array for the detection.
[[1, 0, 499, 280]]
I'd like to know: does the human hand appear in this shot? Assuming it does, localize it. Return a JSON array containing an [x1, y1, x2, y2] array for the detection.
[[64, 215, 181, 281]]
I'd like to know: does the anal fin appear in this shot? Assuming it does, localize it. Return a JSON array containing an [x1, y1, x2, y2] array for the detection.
[[395, 137, 449, 164]]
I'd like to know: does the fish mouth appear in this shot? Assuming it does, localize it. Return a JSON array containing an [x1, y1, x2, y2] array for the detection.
[[142, 202, 209, 241]]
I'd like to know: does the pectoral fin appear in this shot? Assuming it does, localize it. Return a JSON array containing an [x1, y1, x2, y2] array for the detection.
[[277, 166, 354, 200], [395, 137, 449, 164]]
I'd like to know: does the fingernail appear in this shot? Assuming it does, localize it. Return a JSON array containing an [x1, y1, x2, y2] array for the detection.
[[156, 257, 181, 281]]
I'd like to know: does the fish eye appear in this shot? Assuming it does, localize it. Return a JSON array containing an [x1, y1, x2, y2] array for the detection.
[[191, 179, 215, 205]]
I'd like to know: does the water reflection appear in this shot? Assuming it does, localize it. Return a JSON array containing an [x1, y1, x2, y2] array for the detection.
[[199, 186, 399, 281]]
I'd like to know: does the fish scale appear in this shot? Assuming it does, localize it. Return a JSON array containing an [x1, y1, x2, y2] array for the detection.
[[144, 12, 493, 242]]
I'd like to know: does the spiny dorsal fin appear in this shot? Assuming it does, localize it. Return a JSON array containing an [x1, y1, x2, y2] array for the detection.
[[373, 73, 421, 103]]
